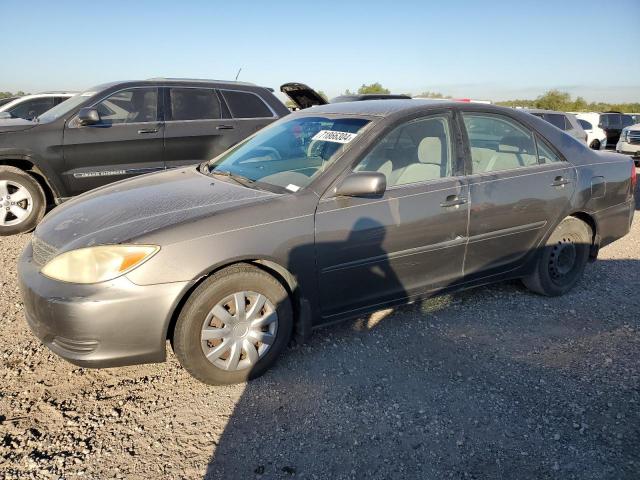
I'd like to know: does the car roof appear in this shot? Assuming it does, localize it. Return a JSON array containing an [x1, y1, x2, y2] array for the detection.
[[86, 78, 266, 93], [305, 99, 459, 116], [524, 108, 569, 115]]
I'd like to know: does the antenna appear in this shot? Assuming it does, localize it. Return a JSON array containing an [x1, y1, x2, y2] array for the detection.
[[235, 68, 242, 81]]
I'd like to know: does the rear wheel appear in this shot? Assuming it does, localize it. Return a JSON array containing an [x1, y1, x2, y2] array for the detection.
[[589, 139, 600, 150], [0, 166, 46, 236], [523, 217, 592, 296], [173, 263, 293, 385]]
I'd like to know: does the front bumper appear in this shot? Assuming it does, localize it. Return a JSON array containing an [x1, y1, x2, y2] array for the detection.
[[616, 141, 640, 158], [18, 241, 190, 368]]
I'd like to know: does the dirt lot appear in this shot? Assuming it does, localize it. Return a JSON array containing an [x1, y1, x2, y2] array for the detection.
[[1, 181, 639, 480]]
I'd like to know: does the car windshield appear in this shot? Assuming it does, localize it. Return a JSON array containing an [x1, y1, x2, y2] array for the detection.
[[203, 116, 370, 192], [36, 93, 92, 123]]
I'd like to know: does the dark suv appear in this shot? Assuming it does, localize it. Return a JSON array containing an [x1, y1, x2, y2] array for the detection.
[[598, 112, 635, 149], [0, 79, 295, 235]]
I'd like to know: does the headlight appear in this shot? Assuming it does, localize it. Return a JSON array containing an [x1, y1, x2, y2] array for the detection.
[[40, 245, 159, 284]]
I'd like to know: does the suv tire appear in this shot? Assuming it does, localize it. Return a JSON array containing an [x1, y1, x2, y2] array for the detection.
[[0, 166, 46, 236]]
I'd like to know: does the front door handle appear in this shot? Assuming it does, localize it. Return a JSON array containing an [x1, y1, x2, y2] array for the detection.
[[137, 128, 159, 134], [440, 195, 468, 208], [216, 125, 235, 130], [551, 176, 571, 187]]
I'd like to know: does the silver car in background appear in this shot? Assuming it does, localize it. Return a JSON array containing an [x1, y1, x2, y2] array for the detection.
[[525, 109, 587, 144]]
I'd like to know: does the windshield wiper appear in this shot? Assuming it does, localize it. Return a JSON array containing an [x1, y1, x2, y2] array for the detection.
[[209, 169, 257, 188]]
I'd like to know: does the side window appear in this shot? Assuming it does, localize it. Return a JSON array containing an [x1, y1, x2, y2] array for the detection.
[[170, 88, 221, 121], [93, 88, 157, 125], [543, 113, 569, 131], [355, 115, 452, 187], [462, 113, 538, 173], [9, 98, 55, 120], [578, 119, 592, 130], [221, 90, 273, 118], [535, 136, 562, 163]]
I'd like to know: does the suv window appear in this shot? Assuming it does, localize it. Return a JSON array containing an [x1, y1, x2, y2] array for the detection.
[[170, 88, 221, 121], [622, 115, 634, 127], [463, 113, 538, 173], [94, 88, 158, 125], [221, 90, 273, 118], [355, 115, 452, 187], [9, 98, 56, 120]]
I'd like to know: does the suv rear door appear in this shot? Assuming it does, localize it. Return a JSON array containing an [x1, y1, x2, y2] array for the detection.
[[62, 87, 164, 196], [163, 87, 278, 170]]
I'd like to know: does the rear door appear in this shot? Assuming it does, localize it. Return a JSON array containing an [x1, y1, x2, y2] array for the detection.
[[163, 87, 277, 170], [62, 87, 164, 195], [459, 111, 576, 279]]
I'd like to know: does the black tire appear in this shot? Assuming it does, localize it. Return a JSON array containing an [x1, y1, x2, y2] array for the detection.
[[0, 166, 46, 236], [173, 263, 293, 385], [589, 139, 600, 150], [522, 217, 592, 296]]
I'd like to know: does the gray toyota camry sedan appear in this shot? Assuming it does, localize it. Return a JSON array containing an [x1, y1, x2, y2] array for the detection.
[[18, 100, 636, 385]]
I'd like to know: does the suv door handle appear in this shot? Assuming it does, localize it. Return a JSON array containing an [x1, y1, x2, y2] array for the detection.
[[551, 176, 571, 187], [216, 125, 235, 130], [440, 195, 468, 208], [137, 128, 159, 134]]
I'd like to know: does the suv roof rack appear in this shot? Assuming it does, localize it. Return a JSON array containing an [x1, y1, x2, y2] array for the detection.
[[146, 77, 256, 86]]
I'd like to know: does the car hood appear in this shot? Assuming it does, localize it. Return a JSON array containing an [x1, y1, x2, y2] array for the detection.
[[34, 167, 279, 251], [0, 118, 38, 133]]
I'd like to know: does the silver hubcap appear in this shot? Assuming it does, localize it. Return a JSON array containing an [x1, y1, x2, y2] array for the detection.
[[0, 180, 33, 227], [200, 291, 278, 372]]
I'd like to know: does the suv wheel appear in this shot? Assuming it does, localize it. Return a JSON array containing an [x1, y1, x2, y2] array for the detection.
[[0, 166, 46, 236], [522, 217, 592, 296], [173, 263, 293, 385]]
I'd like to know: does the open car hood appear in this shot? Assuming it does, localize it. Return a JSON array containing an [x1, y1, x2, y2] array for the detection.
[[280, 83, 328, 110]]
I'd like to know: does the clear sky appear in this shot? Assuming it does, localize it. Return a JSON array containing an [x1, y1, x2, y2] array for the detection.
[[3, 0, 639, 103]]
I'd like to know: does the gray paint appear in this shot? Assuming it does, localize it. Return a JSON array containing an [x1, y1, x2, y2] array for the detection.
[[18, 101, 635, 368]]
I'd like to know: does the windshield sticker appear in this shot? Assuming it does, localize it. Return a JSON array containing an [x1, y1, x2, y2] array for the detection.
[[286, 184, 301, 192], [312, 130, 358, 144]]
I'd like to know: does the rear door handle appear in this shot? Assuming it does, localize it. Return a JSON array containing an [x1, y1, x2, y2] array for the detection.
[[551, 176, 571, 187], [216, 125, 235, 130], [440, 195, 468, 208], [137, 128, 159, 134]]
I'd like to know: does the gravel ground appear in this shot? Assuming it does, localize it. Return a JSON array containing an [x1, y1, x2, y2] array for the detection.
[[1, 180, 639, 479]]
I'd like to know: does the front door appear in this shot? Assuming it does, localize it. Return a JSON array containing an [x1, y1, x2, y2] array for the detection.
[[315, 113, 469, 319], [62, 87, 164, 196], [459, 111, 577, 279]]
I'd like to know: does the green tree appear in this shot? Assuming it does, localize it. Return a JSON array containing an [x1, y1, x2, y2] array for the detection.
[[534, 90, 572, 110], [357, 83, 390, 95], [417, 91, 451, 99]]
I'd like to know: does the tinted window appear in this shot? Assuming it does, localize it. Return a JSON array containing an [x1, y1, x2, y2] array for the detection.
[[542, 113, 570, 130], [94, 88, 157, 124], [463, 113, 538, 173], [355, 116, 452, 186], [9, 98, 56, 120], [601, 114, 621, 129], [622, 115, 634, 127], [535, 136, 562, 163], [578, 119, 592, 130], [221, 90, 273, 118], [170, 88, 221, 120]]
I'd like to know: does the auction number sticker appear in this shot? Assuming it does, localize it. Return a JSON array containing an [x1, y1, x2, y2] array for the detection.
[[312, 130, 358, 144]]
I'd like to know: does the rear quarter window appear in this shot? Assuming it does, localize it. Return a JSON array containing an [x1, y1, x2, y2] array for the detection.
[[221, 90, 273, 118]]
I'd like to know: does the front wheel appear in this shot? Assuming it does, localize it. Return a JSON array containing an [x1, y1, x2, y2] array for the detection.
[[522, 217, 592, 296], [0, 166, 46, 236], [589, 139, 600, 150], [173, 263, 293, 385]]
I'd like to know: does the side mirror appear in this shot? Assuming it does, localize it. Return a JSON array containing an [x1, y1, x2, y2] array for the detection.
[[335, 172, 386, 197], [77, 107, 100, 126], [0, 112, 11, 120]]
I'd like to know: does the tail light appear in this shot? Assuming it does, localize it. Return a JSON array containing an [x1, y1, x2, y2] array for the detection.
[[632, 161, 637, 191]]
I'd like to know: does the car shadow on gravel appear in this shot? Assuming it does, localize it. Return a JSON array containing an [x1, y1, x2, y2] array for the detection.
[[203, 237, 639, 479]]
